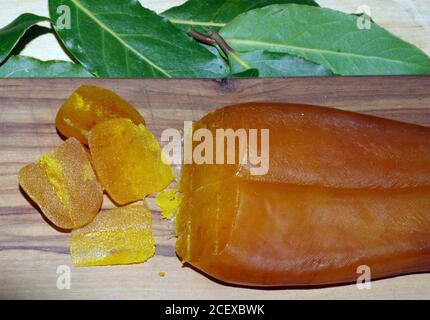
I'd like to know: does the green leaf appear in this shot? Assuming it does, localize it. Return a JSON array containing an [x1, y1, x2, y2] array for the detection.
[[162, 0, 319, 32], [48, 0, 228, 78], [230, 50, 332, 76], [220, 4, 430, 75], [231, 68, 259, 77], [0, 13, 50, 64], [0, 55, 94, 77]]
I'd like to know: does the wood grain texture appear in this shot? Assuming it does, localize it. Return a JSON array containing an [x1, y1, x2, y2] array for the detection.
[[1, 77, 430, 299], [0, 0, 429, 62]]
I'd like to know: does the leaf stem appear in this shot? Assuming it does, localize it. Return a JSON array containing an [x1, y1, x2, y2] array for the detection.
[[187, 29, 216, 45], [187, 28, 234, 56], [187, 28, 252, 70], [207, 30, 234, 55], [228, 51, 252, 70]]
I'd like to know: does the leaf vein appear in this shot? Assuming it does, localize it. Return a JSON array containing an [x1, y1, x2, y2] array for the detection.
[[70, 0, 171, 77], [226, 38, 430, 68]]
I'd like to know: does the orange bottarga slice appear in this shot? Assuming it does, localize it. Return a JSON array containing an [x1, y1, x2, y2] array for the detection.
[[177, 103, 430, 287], [19, 138, 103, 229], [71, 205, 155, 266], [88, 118, 174, 205], [56, 85, 145, 144]]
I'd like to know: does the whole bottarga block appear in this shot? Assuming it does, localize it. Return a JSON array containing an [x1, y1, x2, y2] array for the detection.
[[176, 103, 430, 286]]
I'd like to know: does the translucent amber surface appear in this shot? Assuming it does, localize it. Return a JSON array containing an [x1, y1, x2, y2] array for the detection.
[[19, 138, 103, 229], [56, 85, 145, 144], [71, 205, 155, 266], [177, 103, 430, 286], [155, 189, 182, 219], [89, 118, 174, 205]]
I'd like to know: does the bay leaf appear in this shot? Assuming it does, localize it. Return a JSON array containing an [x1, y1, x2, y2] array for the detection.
[[0, 56, 94, 77], [220, 4, 430, 75], [48, 0, 228, 78], [231, 68, 259, 78], [230, 50, 332, 76], [0, 13, 50, 64], [162, 0, 319, 32]]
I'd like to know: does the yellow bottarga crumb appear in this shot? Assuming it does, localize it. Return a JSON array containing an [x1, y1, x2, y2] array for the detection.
[[73, 93, 91, 112], [155, 189, 183, 220], [37, 152, 69, 209], [158, 271, 166, 277]]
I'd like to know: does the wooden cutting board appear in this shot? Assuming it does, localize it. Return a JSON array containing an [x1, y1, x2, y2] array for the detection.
[[1, 77, 430, 299]]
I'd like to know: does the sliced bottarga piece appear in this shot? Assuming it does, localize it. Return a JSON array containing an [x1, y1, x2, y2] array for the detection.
[[56, 85, 145, 144], [71, 205, 155, 267], [176, 103, 430, 286], [19, 138, 103, 229], [88, 118, 174, 205]]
